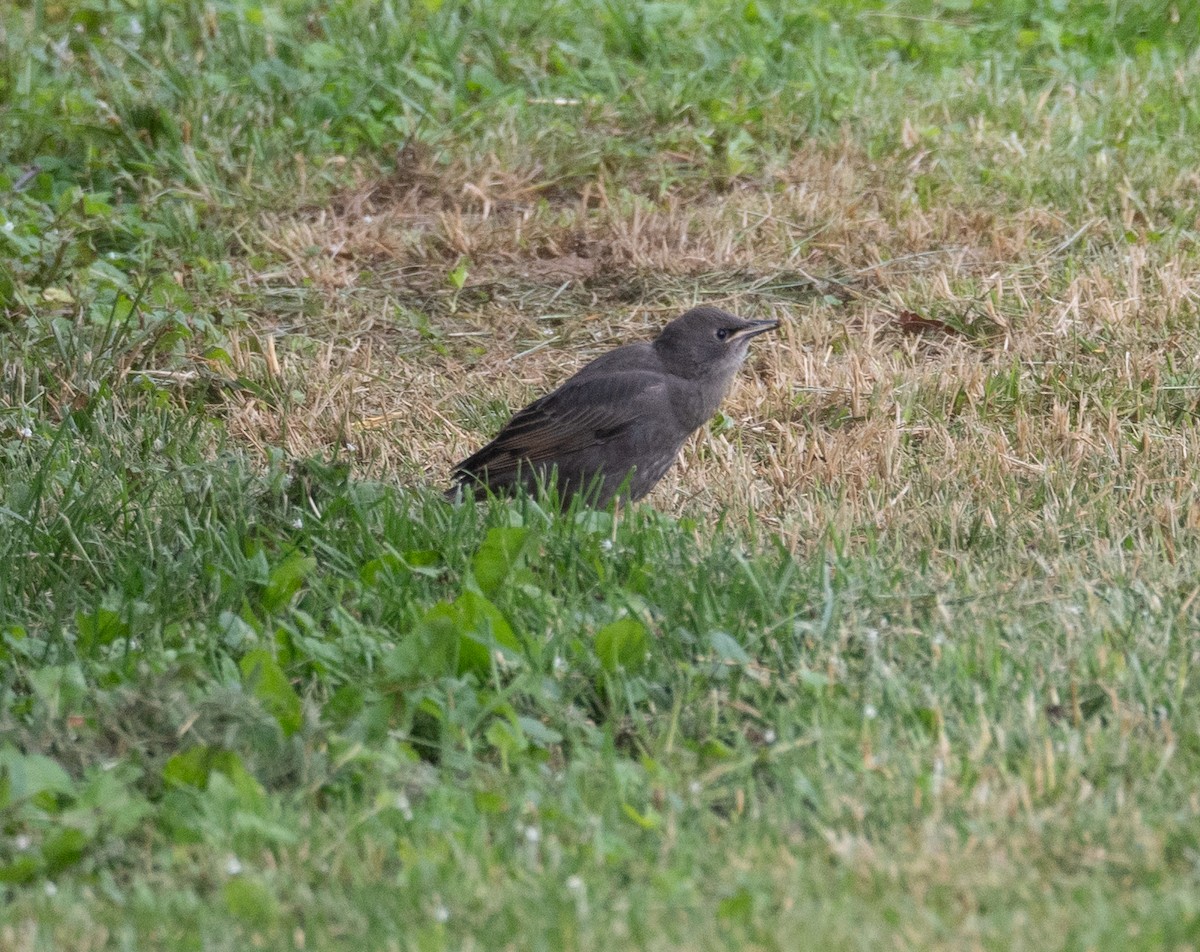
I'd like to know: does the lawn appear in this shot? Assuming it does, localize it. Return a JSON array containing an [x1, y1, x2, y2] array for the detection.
[[3, 1, 1200, 949]]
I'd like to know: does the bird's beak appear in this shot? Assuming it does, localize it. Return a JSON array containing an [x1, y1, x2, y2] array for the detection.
[[730, 319, 780, 340]]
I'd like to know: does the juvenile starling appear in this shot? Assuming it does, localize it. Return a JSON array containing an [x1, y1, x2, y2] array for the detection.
[[449, 306, 778, 507]]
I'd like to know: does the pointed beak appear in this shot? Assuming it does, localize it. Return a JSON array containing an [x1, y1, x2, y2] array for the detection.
[[730, 319, 780, 341]]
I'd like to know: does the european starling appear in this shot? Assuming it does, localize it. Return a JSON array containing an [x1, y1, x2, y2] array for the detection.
[[449, 306, 778, 507]]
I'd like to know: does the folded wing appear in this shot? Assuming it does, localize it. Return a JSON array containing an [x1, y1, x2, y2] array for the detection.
[[452, 371, 667, 491]]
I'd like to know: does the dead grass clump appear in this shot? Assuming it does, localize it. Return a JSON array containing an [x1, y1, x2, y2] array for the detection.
[[206, 135, 1200, 555]]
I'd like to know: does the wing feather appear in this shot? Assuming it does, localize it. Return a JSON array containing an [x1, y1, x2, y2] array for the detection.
[[453, 372, 666, 487]]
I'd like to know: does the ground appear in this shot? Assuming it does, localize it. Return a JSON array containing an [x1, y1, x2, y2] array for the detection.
[[2, 2, 1200, 950]]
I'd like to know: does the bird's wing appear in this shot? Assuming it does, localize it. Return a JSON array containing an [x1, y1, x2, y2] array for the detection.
[[453, 372, 665, 483]]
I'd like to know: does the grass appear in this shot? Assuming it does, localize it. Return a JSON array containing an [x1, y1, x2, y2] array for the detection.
[[3, 1, 1200, 949]]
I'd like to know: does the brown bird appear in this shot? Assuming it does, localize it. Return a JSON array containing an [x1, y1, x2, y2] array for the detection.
[[448, 306, 778, 507]]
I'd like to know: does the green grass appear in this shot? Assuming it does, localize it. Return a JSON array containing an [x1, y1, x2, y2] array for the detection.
[[7, 415, 1200, 949], [4, 1, 1200, 949]]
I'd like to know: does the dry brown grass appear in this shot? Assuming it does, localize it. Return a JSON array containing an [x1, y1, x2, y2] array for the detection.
[[215, 141, 1200, 553]]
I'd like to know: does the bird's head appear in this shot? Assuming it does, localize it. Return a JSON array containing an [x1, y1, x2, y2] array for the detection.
[[652, 306, 779, 381]]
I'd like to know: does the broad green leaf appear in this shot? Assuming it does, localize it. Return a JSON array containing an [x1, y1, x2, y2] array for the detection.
[[224, 877, 279, 929], [162, 747, 264, 801], [361, 550, 443, 585], [797, 668, 831, 690], [209, 753, 266, 803], [387, 590, 520, 682], [717, 887, 754, 923], [0, 746, 75, 803], [456, 590, 518, 648], [485, 720, 525, 761], [26, 664, 87, 719], [240, 650, 303, 736], [301, 41, 343, 69], [76, 767, 150, 836], [700, 739, 734, 762], [75, 608, 128, 653], [447, 258, 469, 290], [0, 856, 39, 885], [471, 526, 529, 596], [403, 549, 444, 576], [360, 552, 402, 585], [81, 192, 113, 216], [391, 601, 459, 678], [41, 827, 89, 874], [203, 345, 234, 365], [454, 590, 519, 679], [473, 790, 508, 813], [708, 630, 750, 664], [161, 746, 213, 789], [621, 802, 661, 830], [262, 551, 316, 612], [594, 618, 648, 675], [517, 716, 562, 747], [573, 509, 613, 535]]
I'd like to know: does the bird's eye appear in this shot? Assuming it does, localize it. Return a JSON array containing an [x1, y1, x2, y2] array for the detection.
[[715, 328, 730, 341]]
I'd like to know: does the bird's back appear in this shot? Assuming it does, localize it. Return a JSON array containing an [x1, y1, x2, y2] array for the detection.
[[571, 340, 661, 380]]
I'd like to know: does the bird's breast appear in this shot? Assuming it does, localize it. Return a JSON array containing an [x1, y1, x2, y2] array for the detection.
[[669, 375, 734, 433]]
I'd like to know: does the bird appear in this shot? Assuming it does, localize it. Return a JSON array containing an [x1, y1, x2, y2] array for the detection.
[[448, 306, 778, 507]]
